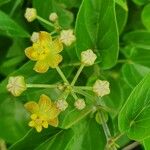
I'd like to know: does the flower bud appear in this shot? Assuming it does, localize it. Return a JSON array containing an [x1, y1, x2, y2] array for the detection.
[[81, 49, 97, 66], [74, 99, 86, 110], [93, 80, 110, 97], [24, 8, 37, 22], [56, 99, 68, 111], [49, 12, 58, 22], [7, 76, 27, 97], [60, 29, 76, 46], [30, 32, 39, 43]]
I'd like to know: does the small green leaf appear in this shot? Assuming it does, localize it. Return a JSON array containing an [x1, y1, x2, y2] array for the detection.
[[0, 11, 29, 37], [75, 0, 119, 69], [142, 3, 150, 31], [119, 73, 150, 140]]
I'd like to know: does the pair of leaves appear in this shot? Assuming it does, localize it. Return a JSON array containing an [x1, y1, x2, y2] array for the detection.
[[9, 118, 106, 150]]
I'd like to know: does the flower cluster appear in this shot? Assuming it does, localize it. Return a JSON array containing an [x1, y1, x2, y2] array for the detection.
[[6, 8, 110, 132]]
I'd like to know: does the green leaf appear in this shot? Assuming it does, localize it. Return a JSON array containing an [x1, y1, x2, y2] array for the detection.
[[142, 3, 150, 31], [0, 0, 10, 6], [66, 118, 106, 150], [0, 11, 29, 37], [119, 73, 150, 140], [75, 0, 119, 69], [122, 63, 150, 88], [115, 0, 128, 11], [60, 106, 93, 129], [33, 0, 73, 30], [102, 77, 125, 118], [34, 129, 73, 150], [115, 1, 128, 34], [9, 128, 62, 150], [123, 31, 150, 49], [0, 99, 29, 143], [132, 0, 150, 6], [143, 137, 150, 150]]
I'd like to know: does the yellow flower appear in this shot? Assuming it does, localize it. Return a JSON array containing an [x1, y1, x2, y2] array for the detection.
[[25, 31, 63, 73], [24, 94, 60, 132]]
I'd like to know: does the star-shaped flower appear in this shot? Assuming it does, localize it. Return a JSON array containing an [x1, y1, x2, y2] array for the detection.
[[25, 31, 63, 73], [7, 76, 27, 97], [24, 94, 60, 132]]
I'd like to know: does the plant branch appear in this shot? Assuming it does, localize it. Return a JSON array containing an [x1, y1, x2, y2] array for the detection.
[[122, 142, 140, 150], [71, 64, 84, 86], [37, 16, 55, 27], [26, 84, 57, 88], [56, 66, 69, 84]]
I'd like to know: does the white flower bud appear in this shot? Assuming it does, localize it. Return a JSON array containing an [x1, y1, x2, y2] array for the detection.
[[81, 49, 97, 66], [74, 99, 86, 110], [7, 76, 27, 97], [49, 12, 58, 22], [56, 100, 68, 111], [93, 80, 110, 97], [60, 29, 76, 46], [24, 8, 37, 22], [30, 32, 39, 43]]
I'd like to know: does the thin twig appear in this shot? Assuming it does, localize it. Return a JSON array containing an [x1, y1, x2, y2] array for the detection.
[[122, 142, 140, 150]]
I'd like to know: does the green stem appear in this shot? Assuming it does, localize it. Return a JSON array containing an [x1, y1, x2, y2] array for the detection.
[[9, 0, 21, 16], [73, 88, 95, 101], [71, 91, 78, 100], [98, 111, 117, 150], [122, 142, 139, 150], [74, 86, 93, 91], [71, 64, 84, 86], [56, 66, 69, 84], [37, 16, 54, 27], [26, 84, 57, 88]]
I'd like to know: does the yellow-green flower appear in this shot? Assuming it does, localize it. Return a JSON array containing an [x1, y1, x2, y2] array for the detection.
[[25, 31, 63, 73], [24, 94, 60, 132]]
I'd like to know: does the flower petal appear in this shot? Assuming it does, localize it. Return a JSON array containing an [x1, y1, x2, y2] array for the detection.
[[38, 94, 52, 112], [24, 101, 39, 113], [48, 118, 59, 127], [34, 60, 49, 73], [28, 121, 35, 127], [42, 121, 48, 128], [25, 47, 39, 61], [49, 54, 62, 68], [51, 38, 63, 53], [35, 125, 42, 132], [47, 104, 60, 120], [39, 31, 52, 43]]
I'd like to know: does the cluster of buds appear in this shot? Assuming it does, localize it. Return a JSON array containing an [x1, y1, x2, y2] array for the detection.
[[6, 8, 111, 133]]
